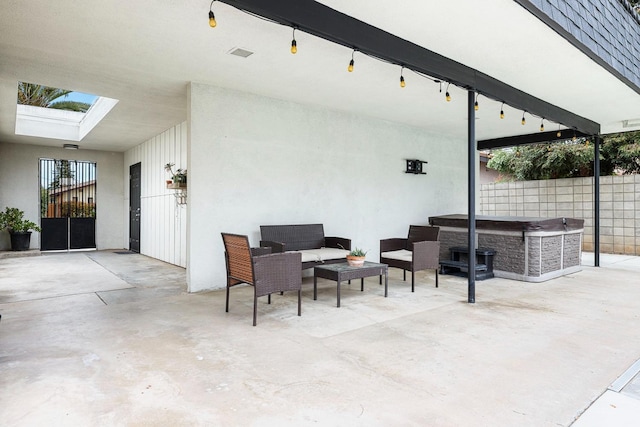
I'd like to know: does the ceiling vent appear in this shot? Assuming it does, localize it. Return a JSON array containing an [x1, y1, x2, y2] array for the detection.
[[228, 47, 254, 58]]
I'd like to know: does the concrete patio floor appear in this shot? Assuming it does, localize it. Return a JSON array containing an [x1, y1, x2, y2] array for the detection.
[[1, 251, 639, 426]]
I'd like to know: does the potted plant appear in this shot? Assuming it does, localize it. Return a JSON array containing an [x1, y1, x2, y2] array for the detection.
[[346, 247, 368, 267], [0, 207, 42, 251], [164, 163, 187, 187]]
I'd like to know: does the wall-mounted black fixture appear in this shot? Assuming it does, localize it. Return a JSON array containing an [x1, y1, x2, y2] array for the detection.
[[405, 159, 427, 175]]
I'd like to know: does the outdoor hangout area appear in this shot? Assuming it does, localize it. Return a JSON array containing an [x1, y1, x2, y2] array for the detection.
[[222, 217, 588, 325], [1, 250, 640, 425]]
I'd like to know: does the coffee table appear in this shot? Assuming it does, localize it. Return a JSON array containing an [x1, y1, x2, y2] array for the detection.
[[313, 262, 388, 307]]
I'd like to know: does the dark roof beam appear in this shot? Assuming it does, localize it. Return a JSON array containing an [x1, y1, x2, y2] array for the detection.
[[478, 130, 590, 150]]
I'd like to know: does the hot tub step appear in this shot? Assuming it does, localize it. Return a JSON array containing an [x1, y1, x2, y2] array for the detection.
[[439, 260, 494, 280]]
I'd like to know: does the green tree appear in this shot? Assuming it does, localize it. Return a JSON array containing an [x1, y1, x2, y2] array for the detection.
[[50, 160, 75, 189], [40, 187, 48, 217], [487, 131, 640, 181], [17, 82, 91, 112], [601, 131, 640, 174]]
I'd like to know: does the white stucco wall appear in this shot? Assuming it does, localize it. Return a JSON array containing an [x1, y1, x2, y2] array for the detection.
[[0, 141, 124, 250], [187, 83, 468, 292], [124, 123, 188, 267]]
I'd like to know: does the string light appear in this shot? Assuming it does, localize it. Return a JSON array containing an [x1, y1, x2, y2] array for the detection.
[[291, 28, 297, 54], [208, 0, 217, 27], [208, 5, 582, 140]]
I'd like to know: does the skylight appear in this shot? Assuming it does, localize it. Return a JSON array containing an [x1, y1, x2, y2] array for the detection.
[[15, 82, 118, 143]]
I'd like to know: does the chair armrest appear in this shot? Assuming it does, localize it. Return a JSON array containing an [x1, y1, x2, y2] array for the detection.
[[325, 236, 351, 250], [380, 238, 407, 253], [253, 252, 302, 297], [259, 240, 285, 253], [411, 240, 440, 269], [251, 247, 272, 257]]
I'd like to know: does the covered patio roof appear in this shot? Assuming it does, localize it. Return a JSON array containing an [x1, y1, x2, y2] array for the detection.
[[1, 0, 639, 151]]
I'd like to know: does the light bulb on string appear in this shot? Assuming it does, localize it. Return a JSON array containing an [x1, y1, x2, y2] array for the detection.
[[445, 83, 451, 102], [499, 102, 505, 119], [290, 28, 297, 54], [347, 50, 355, 72], [572, 130, 577, 141], [521, 111, 526, 125], [557, 125, 562, 138], [208, 0, 217, 27], [400, 67, 406, 88], [540, 118, 545, 132], [474, 93, 479, 111]]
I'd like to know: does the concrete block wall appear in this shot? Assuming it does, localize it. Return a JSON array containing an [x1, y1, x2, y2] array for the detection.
[[480, 175, 640, 255]]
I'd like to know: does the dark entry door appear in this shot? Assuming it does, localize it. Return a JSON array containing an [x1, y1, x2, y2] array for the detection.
[[40, 159, 97, 251], [129, 163, 141, 253]]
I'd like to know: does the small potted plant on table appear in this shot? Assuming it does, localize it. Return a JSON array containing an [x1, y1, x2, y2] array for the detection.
[[0, 207, 42, 251], [346, 247, 368, 267]]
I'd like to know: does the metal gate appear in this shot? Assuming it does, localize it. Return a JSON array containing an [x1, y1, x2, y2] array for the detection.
[[39, 158, 97, 251]]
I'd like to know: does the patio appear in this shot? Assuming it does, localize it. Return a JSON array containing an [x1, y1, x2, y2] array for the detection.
[[1, 251, 639, 426]]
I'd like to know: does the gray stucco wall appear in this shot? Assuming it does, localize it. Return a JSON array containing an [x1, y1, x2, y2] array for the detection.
[[0, 142, 124, 250], [187, 83, 468, 292]]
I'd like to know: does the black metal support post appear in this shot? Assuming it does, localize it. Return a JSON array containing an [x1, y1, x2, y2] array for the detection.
[[594, 135, 601, 267], [467, 91, 476, 303]]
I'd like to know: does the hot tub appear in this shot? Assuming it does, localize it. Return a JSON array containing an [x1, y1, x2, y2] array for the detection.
[[428, 214, 584, 282]]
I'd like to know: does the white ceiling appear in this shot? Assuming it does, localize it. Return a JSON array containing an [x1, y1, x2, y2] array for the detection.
[[1, 0, 639, 152]]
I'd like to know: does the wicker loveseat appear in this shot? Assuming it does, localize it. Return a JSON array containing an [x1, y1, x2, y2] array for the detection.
[[260, 224, 351, 270]]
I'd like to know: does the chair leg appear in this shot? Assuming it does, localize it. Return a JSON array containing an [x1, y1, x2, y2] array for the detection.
[[225, 284, 230, 312], [268, 294, 271, 304], [253, 291, 258, 326], [411, 271, 415, 292], [435, 269, 439, 288], [297, 289, 302, 317], [403, 270, 406, 281], [379, 274, 382, 285]]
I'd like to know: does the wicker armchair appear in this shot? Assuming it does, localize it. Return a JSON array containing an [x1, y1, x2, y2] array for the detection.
[[222, 233, 302, 326], [379, 225, 440, 292]]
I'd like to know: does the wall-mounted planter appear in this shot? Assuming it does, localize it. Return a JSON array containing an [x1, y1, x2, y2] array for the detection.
[[166, 182, 187, 189]]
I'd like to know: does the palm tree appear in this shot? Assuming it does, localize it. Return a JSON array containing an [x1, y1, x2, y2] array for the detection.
[[17, 82, 91, 113]]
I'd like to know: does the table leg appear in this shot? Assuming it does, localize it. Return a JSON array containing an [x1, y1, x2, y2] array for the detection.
[[361, 278, 364, 292], [337, 279, 341, 308], [384, 269, 388, 297], [313, 275, 317, 300]]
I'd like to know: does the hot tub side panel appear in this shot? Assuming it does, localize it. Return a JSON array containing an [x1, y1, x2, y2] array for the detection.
[[438, 230, 468, 261], [563, 233, 582, 268], [541, 235, 563, 275], [528, 237, 541, 277], [478, 233, 526, 275]]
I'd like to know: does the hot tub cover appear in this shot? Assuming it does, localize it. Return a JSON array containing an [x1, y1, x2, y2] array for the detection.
[[428, 214, 584, 232]]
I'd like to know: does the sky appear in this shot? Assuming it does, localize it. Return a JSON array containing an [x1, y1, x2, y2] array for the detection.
[[63, 91, 98, 105]]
